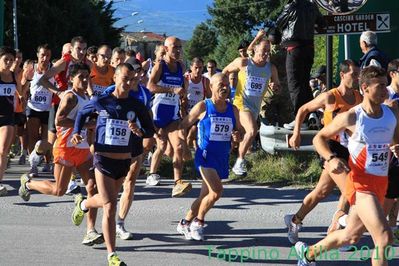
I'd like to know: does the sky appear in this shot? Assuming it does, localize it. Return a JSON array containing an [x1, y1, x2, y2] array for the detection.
[[111, 0, 214, 40]]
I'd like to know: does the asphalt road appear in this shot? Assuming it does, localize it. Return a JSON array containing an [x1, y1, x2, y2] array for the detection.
[[1, 159, 398, 266]]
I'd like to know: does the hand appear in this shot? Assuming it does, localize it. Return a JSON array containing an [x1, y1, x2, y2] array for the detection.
[[71, 133, 84, 145], [128, 121, 143, 137], [23, 63, 34, 81], [256, 29, 266, 39], [390, 144, 399, 158], [289, 134, 301, 150], [269, 82, 280, 92], [232, 130, 242, 142], [173, 86, 185, 97], [327, 157, 350, 174]]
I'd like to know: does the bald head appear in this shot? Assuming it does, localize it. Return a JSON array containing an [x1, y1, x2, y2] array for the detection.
[[210, 72, 226, 85], [163, 36, 182, 61]]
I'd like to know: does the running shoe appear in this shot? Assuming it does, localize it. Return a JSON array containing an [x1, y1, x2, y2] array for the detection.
[[66, 180, 81, 195], [295, 241, 316, 266], [18, 174, 31, 201], [177, 219, 192, 240], [0, 184, 7, 197], [42, 163, 52, 173], [28, 166, 39, 178], [143, 152, 152, 167], [284, 214, 302, 244], [72, 194, 85, 226], [172, 180, 192, 197], [18, 154, 26, 165], [108, 254, 127, 266], [232, 159, 247, 176], [146, 173, 160, 186], [116, 224, 134, 240], [190, 220, 204, 241], [82, 229, 104, 246], [283, 120, 309, 131]]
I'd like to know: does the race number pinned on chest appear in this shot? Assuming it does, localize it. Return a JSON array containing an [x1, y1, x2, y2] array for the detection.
[[209, 117, 233, 141], [158, 84, 179, 105], [31, 90, 52, 105], [245, 75, 267, 96], [366, 143, 390, 176], [105, 119, 130, 146], [0, 84, 16, 97]]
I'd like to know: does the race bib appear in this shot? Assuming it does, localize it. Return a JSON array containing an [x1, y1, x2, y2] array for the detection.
[[104, 119, 130, 146], [245, 75, 267, 96], [92, 84, 107, 95], [158, 84, 179, 105], [209, 117, 233, 141], [365, 143, 390, 176], [0, 84, 16, 96], [31, 90, 52, 105]]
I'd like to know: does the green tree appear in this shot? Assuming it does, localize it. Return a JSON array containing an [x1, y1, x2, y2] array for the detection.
[[3, 0, 123, 59], [207, 35, 242, 68], [184, 22, 218, 61], [208, 0, 284, 37]]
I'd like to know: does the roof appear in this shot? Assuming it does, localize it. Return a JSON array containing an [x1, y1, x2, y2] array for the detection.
[[121, 32, 166, 43]]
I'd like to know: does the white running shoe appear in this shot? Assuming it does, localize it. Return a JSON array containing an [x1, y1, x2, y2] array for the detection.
[[146, 173, 160, 186], [190, 220, 204, 241], [177, 220, 192, 240], [295, 241, 316, 266], [0, 184, 7, 196], [116, 224, 134, 240], [66, 180, 80, 195], [283, 120, 309, 130], [232, 159, 247, 176], [284, 214, 302, 244]]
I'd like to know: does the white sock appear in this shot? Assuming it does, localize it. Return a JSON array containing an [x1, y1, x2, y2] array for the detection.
[[108, 252, 116, 260], [235, 158, 243, 166], [80, 199, 88, 211], [25, 182, 31, 190]]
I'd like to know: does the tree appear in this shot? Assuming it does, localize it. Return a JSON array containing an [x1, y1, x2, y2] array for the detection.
[[3, 0, 123, 59], [208, 0, 284, 37], [183, 22, 218, 61]]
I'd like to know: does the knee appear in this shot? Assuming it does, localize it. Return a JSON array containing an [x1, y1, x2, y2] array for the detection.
[[123, 180, 134, 195], [244, 128, 257, 140], [209, 188, 223, 202], [85, 182, 97, 196], [343, 232, 361, 245], [103, 200, 117, 215]]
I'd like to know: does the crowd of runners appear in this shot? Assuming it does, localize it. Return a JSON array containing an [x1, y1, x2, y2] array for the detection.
[[0, 29, 399, 266]]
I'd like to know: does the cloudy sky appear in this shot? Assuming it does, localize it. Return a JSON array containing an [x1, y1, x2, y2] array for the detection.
[[112, 0, 214, 40]]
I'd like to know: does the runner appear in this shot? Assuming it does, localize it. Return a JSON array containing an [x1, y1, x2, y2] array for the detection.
[[110, 47, 126, 68], [383, 59, 399, 245], [145, 36, 192, 197], [203, 59, 218, 80], [86, 46, 98, 65], [18, 63, 102, 246], [70, 63, 154, 266], [24, 44, 53, 173], [185, 57, 210, 149], [176, 73, 242, 240], [0, 47, 22, 196], [89, 44, 114, 96], [295, 66, 397, 266], [101, 58, 153, 240], [223, 39, 279, 176], [285, 60, 362, 244]]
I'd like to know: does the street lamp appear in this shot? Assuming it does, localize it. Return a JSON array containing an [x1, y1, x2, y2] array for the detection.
[[118, 11, 139, 20]]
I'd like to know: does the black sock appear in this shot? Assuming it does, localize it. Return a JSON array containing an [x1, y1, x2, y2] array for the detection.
[[194, 218, 204, 224], [181, 219, 191, 225], [304, 250, 315, 262]]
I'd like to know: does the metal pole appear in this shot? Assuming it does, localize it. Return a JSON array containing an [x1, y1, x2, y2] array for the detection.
[[13, 0, 18, 49], [344, 34, 350, 59], [326, 35, 333, 89]]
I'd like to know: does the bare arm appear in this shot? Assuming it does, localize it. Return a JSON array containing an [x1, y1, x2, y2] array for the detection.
[[55, 92, 77, 128], [147, 61, 184, 95], [247, 29, 266, 56], [204, 78, 211, 98], [180, 101, 206, 130], [222, 57, 245, 76], [313, 110, 355, 173], [232, 105, 244, 142], [38, 58, 66, 94], [289, 92, 332, 149]]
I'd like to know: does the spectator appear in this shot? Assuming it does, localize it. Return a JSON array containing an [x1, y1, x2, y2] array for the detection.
[[359, 31, 390, 69], [276, 0, 326, 130]]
